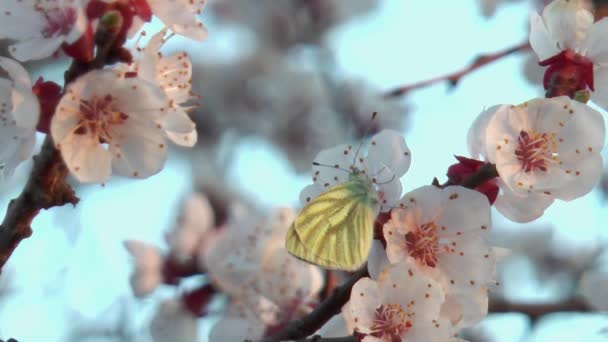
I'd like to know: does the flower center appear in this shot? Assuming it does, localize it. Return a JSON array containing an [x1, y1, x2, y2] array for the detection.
[[370, 303, 413, 341], [539, 49, 594, 99], [514, 130, 556, 172], [38, 5, 77, 39], [405, 221, 440, 268], [75, 94, 128, 142]]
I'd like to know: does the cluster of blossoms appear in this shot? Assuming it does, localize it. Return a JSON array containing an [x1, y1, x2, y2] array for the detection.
[[0, 0, 206, 182], [125, 193, 326, 341], [122, 2, 607, 341], [298, 128, 498, 340]]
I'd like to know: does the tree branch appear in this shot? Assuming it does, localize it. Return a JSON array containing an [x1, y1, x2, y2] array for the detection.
[[0, 10, 128, 272], [0, 137, 78, 271], [385, 41, 531, 97], [489, 297, 591, 322], [260, 266, 369, 342], [296, 336, 356, 342]]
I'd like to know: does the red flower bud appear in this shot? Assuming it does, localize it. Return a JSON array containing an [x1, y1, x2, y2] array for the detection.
[[32, 77, 63, 134], [447, 156, 499, 204]]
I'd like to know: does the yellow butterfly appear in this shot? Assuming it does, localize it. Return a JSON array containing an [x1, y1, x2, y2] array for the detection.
[[285, 169, 380, 271]]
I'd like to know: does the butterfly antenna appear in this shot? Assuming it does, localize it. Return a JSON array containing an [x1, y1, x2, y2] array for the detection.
[[350, 112, 378, 170], [312, 162, 351, 174]]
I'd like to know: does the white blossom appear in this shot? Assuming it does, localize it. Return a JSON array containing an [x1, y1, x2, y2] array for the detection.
[[147, 0, 208, 41], [0, 0, 87, 61], [164, 193, 215, 261], [126, 29, 198, 147], [0, 57, 39, 180], [530, 0, 608, 107], [123, 240, 163, 298], [348, 261, 453, 341], [468, 97, 605, 222], [51, 69, 194, 183], [205, 208, 323, 340], [381, 186, 495, 327], [303, 129, 411, 211], [149, 299, 198, 342]]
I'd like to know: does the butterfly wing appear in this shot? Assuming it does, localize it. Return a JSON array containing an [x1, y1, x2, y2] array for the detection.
[[286, 181, 376, 271]]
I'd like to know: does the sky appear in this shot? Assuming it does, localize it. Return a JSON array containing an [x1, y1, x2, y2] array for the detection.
[[1, 0, 607, 341]]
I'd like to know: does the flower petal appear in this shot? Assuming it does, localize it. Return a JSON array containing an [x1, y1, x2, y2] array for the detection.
[[468, 105, 502, 160], [365, 129, 411, 182], [541, 0, 593, 51], [110, 118, 168, 179], [312, 144, 357, 188], [582, 18, 608, 65], [494, 182, 554, 223], [350, 277, 382, 334], [58, 132, 112, 183], [529, 12, 561, 61]]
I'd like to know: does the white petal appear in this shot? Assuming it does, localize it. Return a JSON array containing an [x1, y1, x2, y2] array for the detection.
[[529, 11, 561, 61], [130, 271, 162, 298], [150, 0, 208, 41], [551, 152, 602, 200], [210, 317, 264, 342], [9, 36, 64, 61], [350, 278, 382, 334], [383, 221, 409, 264], [312, 144, 357, 188], [582, 18, 608, 65], [299, 183, 324, 205], [367, 240, 390, 280], [159, 108, 197, 147], [467, 105, 502, 159], [381, 263, 445, 319], [591, 66, 608, 109], [377, 177, 402, 211], [365, 129, 411, 182], [439, 235, 495, 290], [435, 186, 491, 237], [494, 182, 554, 223], [406, 317, 452, 342], [395, 185, 446, 225], [58, 132, 112, 183], [483, 104, 521, 163], [110, 119, 168, 179], [0, 56, 32, 88], [579, 270, 608, 311], [541, 0, 594, 51], [150, 300, 198, 342]]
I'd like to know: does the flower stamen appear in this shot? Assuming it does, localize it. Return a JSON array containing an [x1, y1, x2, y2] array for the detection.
[[405, 222, 440, 267], [370, 303, 413, 341]]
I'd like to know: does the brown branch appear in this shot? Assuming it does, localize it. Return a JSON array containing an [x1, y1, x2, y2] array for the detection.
[[297, 336, 356, 342], [385, 41, 531, 97], [489, 297, 591, 322], [0, 10, 128, 272], [0, 136, 78, 271], [260, 266, 369, 342]]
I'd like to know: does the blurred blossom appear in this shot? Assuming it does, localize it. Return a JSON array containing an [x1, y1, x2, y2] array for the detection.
[[124, 240, 163, 298], [0, 57, 39, 181], [210, 0, 378, 50], [165, 193, 216, 262], [579, 269, 608, 311], [150, 299, 198, 342]]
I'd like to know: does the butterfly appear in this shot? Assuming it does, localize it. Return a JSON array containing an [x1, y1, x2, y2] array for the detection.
[[285, 167, 381, 271]]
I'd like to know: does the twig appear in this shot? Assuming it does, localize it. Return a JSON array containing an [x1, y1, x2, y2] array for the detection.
[[0, 10, 127, 272], [259, 266, 369, 342], [296, 336, 356, 342], [0, 137, 78, 271], [385, 41, 531, 97], [489, 297, 591, 322]]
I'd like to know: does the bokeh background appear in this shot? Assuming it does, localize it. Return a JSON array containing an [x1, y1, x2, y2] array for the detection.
[[1, 0, 608, 341]]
